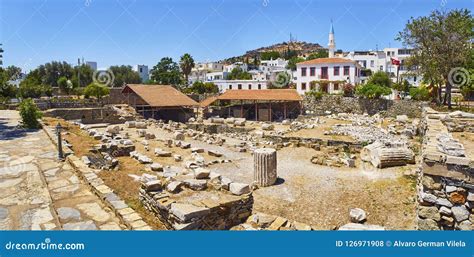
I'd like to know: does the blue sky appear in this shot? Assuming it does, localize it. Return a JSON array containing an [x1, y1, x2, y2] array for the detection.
[[1, 0, 472, 71]]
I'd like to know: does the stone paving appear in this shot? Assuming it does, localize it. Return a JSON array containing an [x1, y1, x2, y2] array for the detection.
[[0, 111, 124, 230]]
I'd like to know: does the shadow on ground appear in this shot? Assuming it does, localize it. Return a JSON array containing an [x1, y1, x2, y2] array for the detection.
[[0, 118, 38, 140]]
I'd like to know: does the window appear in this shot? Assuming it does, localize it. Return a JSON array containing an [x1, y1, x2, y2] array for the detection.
[[343, 66, 350, 76], [380, 66, 383, 71], [321, 67, 328, 79], [301, 83, 306, 90], [334, 66, 340, 76], [370, 60, 374, 67], [248, 84, 252, 89], [229, 84, 232, 89], [139, 67, 143, 72], [310, 67, 316, 76], [238, 84, 242, 90], [301, 67, 307, 77], [258, 84, 261, 89]]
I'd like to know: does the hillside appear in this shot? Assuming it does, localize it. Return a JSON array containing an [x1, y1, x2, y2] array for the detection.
[[223, 40, 325, 63]]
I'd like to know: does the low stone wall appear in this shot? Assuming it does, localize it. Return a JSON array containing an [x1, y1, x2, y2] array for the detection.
[[43, 106, 133, 124], [186, 123, 254, 134], [303, 95, 426, 118], [263, 135, 363, 153], [140, 188, 253, 230], [417, 108, 473, 230]]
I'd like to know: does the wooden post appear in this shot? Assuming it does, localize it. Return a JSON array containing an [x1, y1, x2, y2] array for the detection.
[[255, 101, 258, 121], [254, 148, 277, 187], [284, 102, 287, 119], [269, 102, 272, 122]]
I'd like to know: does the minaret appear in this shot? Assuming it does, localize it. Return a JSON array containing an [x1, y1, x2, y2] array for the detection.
[[328, 21, 335, 58]]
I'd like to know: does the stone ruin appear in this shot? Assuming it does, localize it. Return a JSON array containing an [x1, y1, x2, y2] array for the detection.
[[79, 124, 136, 170], [417, 108, 473, 230], [138, 168, 253, 230]]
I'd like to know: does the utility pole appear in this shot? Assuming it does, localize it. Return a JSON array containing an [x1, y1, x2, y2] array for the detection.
[[77, 58, 81, 87], [0, 43, 4, 66]]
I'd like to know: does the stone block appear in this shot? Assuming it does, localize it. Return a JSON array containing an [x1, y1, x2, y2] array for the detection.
[[170, 203, 210, 223], [229, 183, 250, 195]]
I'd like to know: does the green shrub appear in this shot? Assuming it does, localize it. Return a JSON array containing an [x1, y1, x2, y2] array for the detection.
[[305, 89, 324, 100], [18, 98, 42, 129], [409, 86, 430, 101], [355, 83, 392, 99], [84, 83, 110, 100]]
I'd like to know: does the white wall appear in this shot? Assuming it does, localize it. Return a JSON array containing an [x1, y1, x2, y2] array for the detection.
[[213, 80, 268, 92], [294, 62, 361, 95]]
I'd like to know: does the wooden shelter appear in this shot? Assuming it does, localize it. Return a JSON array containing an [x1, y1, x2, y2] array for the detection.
[[122, 84, 198, 122], [200, 89, 303, 121]]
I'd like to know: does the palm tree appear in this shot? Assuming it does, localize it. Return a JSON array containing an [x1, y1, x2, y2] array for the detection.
[[179, 53, 195, 86]]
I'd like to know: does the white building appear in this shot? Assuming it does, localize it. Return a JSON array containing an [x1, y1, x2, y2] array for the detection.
[[194, 62, 223, 72], [295, 58, 361, 94], [383, 48, 420, 86], [86, 61, 97, 71], [188, 61, 224, 84], [344, 48, 420, 86], [345, 51, 386, 83], [205, 71, 228, 81], [223, 62, 248, 72], [134, 64, 149, 83], [213, 80, 268, 93]]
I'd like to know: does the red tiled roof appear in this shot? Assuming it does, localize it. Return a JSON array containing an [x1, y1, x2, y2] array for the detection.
[[122, 84, 198, 107], [297, 57, 355, 65], [199, 96, 219, 107]]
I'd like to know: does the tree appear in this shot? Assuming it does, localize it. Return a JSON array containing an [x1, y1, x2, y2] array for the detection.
[[397, 9, 474, 108], [36, 61, 74, 87], [72, 64, 94, 88], [150, 57, 183, 86], [356, 83, 392, 99], [5, 65, 22, 80], [226, 67, 252, 80], [286, 56, 305, 71], [306, 49, 328, 60], [184, 81, 218, 94], [367, 71, 392, 88], [392, 80, 410, 93], [109, 65, 141, 87], [57, 76, 73, 95], [409, 86, 430, 101], [18, 70, 49, 98], [0, 68, 17, 99], [18, 98, 42, 129], [84, 83, 110, 102], [261, 51, 280, 60], [179, 53, 195, 86]]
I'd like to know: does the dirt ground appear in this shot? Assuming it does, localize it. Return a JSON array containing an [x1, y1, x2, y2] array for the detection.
[[452, 132, 474, 159], [209, 147, 417, 230], [43, 117, 167, 230]]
